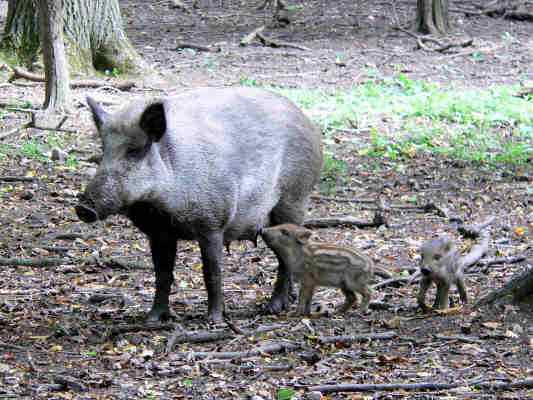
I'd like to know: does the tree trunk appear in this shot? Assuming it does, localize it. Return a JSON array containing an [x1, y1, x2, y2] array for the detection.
[[1, 0, 145, 74], [39, 0, 70, 111], [415, 0, 450, 35]]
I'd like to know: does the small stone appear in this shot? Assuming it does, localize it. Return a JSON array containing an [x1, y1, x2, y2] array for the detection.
[[20, 191, 33, 200], [306, 391, 323, 400], [51, 147, 68, 162]]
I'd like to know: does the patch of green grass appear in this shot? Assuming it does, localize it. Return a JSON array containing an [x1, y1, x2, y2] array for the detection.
[[321, 151, 348, 194], [240, 76, 260, 87], [20, 139, 47, 162], [275, 77, 533, 166]]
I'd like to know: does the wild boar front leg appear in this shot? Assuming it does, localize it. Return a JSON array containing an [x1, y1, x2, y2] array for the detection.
[[296, 278, 315, 316], [267, 254, 293, 314], [456, 277, 468, 305], [433, 281, 450, 309], [417, 276, 432, 312], [199, 232, 225, 323], [147, 236, 177, 322]]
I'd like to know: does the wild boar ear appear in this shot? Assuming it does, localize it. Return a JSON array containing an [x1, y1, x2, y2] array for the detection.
[[140, 102, 166, 142], [86, 96, 108, 130]]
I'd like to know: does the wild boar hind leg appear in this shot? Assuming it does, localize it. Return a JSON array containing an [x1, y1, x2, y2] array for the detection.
[[147, 236, 178, 322], [199, 232, 225, 323]]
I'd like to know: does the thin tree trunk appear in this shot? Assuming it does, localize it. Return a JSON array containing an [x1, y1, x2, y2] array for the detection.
[[2, 0, 145, 74], [39, 0, 70, 111], [415, 0, 450, 35]]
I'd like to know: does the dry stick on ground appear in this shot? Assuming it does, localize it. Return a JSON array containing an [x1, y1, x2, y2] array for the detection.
[[0, 109, 76, 141], [457, 217, 495, 272], [109, 323, 174, 337], [433, 334, 483, 344], [393, 26, 473, 53], [373, 276, 411, 290], [240, 25, 310, 51], [303, 212, 386, 229], [240, 26, 266, 46], [0, 256, 146, 269], [317, 331, 397, 345], [458, 216, 495, 239], [305, 378, 533, 394], [174, 42, 221, 52], [0, 176, 36, 182], [166, 323, 288, 351], [174, 341, 302, 360], [10, 67, 136, 91]]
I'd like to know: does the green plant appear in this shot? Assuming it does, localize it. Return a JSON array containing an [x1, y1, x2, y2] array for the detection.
[[20, 139, 47, 161], [240, 77, 260, 87], [321, 151, 348, 194], [104, 67, 121, 77]]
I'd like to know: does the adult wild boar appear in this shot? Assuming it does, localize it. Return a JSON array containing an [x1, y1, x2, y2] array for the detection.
[[76, 88, 323, 322]]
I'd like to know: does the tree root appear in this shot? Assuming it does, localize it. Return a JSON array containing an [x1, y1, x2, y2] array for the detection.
[[9, 67, 136, 91], [475, 266, 533, 306], [470, 0, 533, 21], [303, 212, 386, 229]]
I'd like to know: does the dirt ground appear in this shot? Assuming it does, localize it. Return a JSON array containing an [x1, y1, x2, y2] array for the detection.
[[0, 0, 532, 399]]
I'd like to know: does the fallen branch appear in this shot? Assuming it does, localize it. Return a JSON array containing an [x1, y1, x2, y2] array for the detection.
[[310, 195, 376, 204], [52, 375, 87, 393], [240, 26, 266, 46], [455, 217, 494, 272], [458, 216, 495, 239], [0, 255, 146, 269], [373, 276, 412, 290], [10, 67, 135, 91], [0, 176, 36, 182], [109, 323, 174, 336], [174, 341, 302, 360], [478, 255, 526, 267], [166, 323, 287, 351], [256, 31, 310, 51], [459, 230, 491, 271], [304, 212, 386, 229], [174, 41, 221, 52], [433, 334, 483, 344], [239, 25, 309, 51], [417, 36, 473, 53], [423, 202, 462, 222], [306, 378, 533, 394], [48, 232, 95, 240], [317, 331, 397, 345], [0, 257, 67, 267]]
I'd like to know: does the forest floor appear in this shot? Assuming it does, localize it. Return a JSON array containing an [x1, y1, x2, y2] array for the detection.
[[0, 0, 532, 399]]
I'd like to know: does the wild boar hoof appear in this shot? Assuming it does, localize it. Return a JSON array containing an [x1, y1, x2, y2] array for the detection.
[[265, 295, 289, 314], [146, 305, 173, 322], [207, 310, 224, 324]]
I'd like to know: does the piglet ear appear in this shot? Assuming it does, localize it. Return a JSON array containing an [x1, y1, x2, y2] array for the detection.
[[86, 97, 108, 130], [140, 102, 166, 142], [296, 229, 312, 244]]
